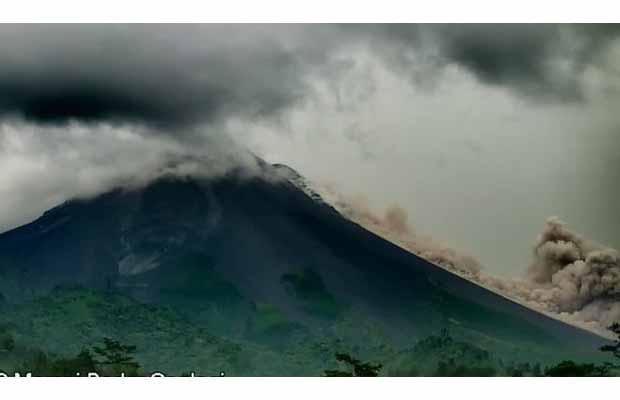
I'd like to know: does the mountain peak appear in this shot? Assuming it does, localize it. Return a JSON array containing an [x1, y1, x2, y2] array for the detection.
[[0, 158, 607, 375]]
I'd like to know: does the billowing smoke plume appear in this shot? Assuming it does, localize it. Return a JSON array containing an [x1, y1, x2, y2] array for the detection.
[[317, 184, 620, 336], [319, 189, 482, 280], [519, 217, 620, 329]]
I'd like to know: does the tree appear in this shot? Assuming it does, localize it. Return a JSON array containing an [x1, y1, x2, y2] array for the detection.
[[92, 337, 140, 376], [601, 323, 620, 359], [18, 349, 98, 377], [50, 349, 98, 377], [599, 322, 620, 374], [544, 361, 608, 377], [0, 330, 15, 352], [543, 322, 620, 377], [435, 358, 497, 377], [324, 352, 382, 377]]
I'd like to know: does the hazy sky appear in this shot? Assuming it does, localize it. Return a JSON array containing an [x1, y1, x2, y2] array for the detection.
[[0, 24, 619, 277]]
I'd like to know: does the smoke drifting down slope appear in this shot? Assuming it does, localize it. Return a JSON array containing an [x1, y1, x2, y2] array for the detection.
[[313, 184, 620, 336], [525, 218, 620, 328]]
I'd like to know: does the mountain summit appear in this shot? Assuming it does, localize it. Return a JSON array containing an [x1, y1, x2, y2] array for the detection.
[[0, 160, 607, 375]]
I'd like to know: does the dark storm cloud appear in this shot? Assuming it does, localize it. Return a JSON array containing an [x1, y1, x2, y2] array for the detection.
[[430, 25, 563, 97], [0, 24, 618, 130], [366, 24, 620, 100], [0, 25, 318, 129]]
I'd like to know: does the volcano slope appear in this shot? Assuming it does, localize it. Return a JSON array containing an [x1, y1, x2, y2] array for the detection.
[[0, 162, 609, 375]]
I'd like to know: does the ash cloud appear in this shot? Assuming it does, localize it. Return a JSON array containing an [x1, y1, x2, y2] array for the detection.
[[320, 189, 483, 280], [524, 217, 620, 317], [480, 218, 620, 336], [319, 185, 620, 336]]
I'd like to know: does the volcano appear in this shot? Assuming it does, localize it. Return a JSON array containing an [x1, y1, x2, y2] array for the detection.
[[0, 160, 608, 376]]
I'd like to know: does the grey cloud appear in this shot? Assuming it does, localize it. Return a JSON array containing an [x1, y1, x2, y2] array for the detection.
[[0, 25, 320, 129], [0, 119, 262, 233], [0, 24, 618, 132], [365, 24, 620, 101]]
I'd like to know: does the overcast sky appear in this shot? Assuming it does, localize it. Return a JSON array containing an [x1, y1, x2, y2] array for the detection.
[[0, 24, 619, 277]]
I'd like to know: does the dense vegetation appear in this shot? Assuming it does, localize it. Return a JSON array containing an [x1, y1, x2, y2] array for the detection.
[[0, 287, 615, 376]]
